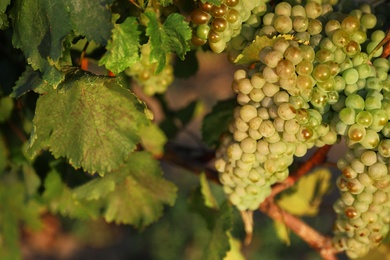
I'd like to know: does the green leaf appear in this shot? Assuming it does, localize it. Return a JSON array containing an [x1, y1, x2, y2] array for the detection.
[[11, 66, 52, 98], [67, 0, 114, 46], [224, 233, 245, 260], [0, 96, 13, 123], [158, 0, 173, 7], [0, 0, 10, 30], [145, 12, 191, 74], [202, 98, 237, 147], [43, 169, 101, 219], [0, 133, 8, 173], [22, 163, 41, 196], [10, 0, 71, 85], [26, 69, 151, 175], [277, 168, 332, 216], [139, 123, 167, 157], [234, 36, 274, 65], [200, 172, 219, 210], [273, 220, 291, 246], [0, 175, 42, 260], [203, 202, 232, 260], [99, 17, 141, 74], [74, 152, 177, 227]]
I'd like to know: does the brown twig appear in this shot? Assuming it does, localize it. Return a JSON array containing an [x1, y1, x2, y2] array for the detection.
[[259, 198, 338, 260]]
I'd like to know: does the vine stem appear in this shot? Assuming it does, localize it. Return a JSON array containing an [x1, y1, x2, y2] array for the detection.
[[259, 198, 337, 260]]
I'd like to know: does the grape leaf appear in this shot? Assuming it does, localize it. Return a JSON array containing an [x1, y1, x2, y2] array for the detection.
[[224, 233, 245, 260], [99, 17, 141, 74], [0, 96, 13, 123], [26, 69, 151, 175], [10, 0, 71, 86], [22, 163, 41, 196], [139, 123, 167, 157], [234, 35, 274, 65], [43, 169, 101, 219], [0, 133, 8, 173], [158, 0, 173, 7], [277, 168, 331, 216], [11, 66, 52, 98], [203, 202, 232, 260], [74, 152, 177, 227], [0, 0, 10, 29], [67, 0, 114, 46], [273, 220, 291, 246], [202, 98, 237, 147], [0, 176, 42, 260], [189, 181, 232, 260], [200, 172, 219, 210], [145, 12, 191, 74]]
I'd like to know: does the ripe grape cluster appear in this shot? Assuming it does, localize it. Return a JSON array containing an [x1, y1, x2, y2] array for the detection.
[[190, 0, 269, 53], [213, 0, 390, 258], [125, 42, 174, 96]]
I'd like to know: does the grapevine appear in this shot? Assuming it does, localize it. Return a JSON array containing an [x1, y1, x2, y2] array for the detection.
[[1, 0, 390, 259]]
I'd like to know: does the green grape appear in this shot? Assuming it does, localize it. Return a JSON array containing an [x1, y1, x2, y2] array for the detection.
[[360, 13, 377, 29]]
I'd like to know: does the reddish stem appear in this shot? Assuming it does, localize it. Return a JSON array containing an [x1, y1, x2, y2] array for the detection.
[[259, 199, 338, 260]]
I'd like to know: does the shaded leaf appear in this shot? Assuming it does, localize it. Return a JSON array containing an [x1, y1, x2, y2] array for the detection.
[[11, 66, 51, 98], [67, 0, 114, 46], [145, 12, 191, 74], [277, 168, 332, 216], [0, 175, 42, 259], [10, 0, 71, 86], [234, 36, 274, 65], [202, 98, 237, 147], [0, 133, 8, 173], [0, 96, 13, 123], [99, 16, 141, 74], [203, 202, 232, 260], [26, 69, 150, 175], [158, 0, 173, 7], [0, 0, 10, 29], [22, 163, 41, 196]]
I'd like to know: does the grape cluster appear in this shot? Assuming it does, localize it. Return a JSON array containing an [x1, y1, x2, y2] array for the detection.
[[190, 0, 269, 53], [214, 0, 390, 258], [332, 143, 390, 258], [215, 36, 338, 211], [124, 42, 174, 96]]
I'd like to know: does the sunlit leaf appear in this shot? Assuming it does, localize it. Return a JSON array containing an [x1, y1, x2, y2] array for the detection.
[[26, 69, 150, 175], [277, 168, 332, 216]]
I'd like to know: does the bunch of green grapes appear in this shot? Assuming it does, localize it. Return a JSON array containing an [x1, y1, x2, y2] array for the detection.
[[215, 36, 339, 211], [125, 42, 174, 96], [330, 54, 390, 258], [215, 0, 390, 258], [190, 0, 269, 53]]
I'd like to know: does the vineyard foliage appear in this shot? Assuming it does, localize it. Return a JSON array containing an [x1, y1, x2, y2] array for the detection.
[[1, 0, 390, 259]]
